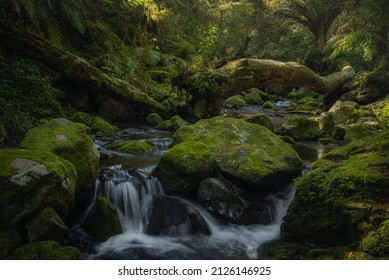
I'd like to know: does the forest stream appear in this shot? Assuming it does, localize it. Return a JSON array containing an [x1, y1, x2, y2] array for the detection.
[[71, 102, 340, 260]]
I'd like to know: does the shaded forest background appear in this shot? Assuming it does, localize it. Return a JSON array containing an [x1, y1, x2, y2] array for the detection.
[[1, 0, 388, 136]]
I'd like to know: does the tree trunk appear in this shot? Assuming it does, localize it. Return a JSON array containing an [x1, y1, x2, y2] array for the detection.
[[0, 20, 169, 120], [217, 58, 355, 96]]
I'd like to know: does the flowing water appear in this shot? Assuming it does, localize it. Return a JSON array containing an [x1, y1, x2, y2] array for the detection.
[[78, 103, 340, 260]]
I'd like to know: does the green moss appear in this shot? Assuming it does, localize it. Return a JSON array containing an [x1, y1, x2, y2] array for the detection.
[[225, 95, 246, 109], [71, 112, 91, 126], [145, 113, 163, 126], [25, 207, 69, 243], [0, 148, 76, 229], [108, 140, 153, 154], [20, 118, 99, 202], [82, 196, 122, 242], [9, 241, 83, 260], [244, 114, 274, 131], [173, 117, 302, 191], [319, 137, 338, 145], [280, 135, 295, 145], [329, 100, 360, 125], [281, 116, 322, 141], [156, 141, 214, 194], [155, 115, 190, 132], [91, 117, 116, 135]]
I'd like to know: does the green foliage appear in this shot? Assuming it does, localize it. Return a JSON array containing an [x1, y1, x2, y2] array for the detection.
[[1, 0, 86, 46], [0, 59, 61, 133]]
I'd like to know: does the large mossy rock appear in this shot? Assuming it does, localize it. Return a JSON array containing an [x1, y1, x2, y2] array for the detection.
[[82, 196, 122, 242], [0, 149, 76, 229], [281, 116, 322, 141], [156, 142, 214, 193], [9, 241, 83, 260], [25, 207, 69, 243], [282, 129, 389, 248], [242, 91, 264, 105], [20, 118, 99, 202], [173, 117, 302, 191]]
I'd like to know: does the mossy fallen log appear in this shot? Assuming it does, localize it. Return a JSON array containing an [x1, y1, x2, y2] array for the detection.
[[0, 20, 169, 119], [217, 58, 355, 95]]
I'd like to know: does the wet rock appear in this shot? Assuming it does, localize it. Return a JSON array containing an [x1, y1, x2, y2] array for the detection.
[[20, 118, 99, 202], [82, 196, 122, 242], [332, 125, 347, 140], [173, 117, 302, 191], [156, 142, 214, 194], [145, 196, 211, 236], [0, 149, 76, 229]]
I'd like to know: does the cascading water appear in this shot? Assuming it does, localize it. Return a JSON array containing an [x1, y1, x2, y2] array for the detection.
[[85, 164, 295, 260]]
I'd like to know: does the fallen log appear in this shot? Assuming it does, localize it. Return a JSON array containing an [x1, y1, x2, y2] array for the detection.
[[0, 20, 169, 120], [217, 58, 355, 95]]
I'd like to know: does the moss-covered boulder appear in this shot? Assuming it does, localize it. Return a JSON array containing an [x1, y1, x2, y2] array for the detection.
[[0, 230, 22, 259], [281, 116, 322, 141], [156, 142, 214, 193], [244, 114, 274, 131], [9, 241, 83, 260], [145, 113, 163, 126], [0, 149, 76, 229], [20, 118, 99, 202], [25, 207, 69, 243], [224, 95, 246, 109], [242, 91, 263, 105], [82, 196, 122, 242], [108, 140, 153, 154], [282, 129, 389, 247], [71, 112, 91, 126], [91, 116, 116, 135], [155, 115, 190, 132], [332, 124, 347, 140], [329, 100, 362, 125], [173, 117, 302, 191]]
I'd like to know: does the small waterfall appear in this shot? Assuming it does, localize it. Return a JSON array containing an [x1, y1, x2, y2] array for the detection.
[[86, 165, 296, 259], [275, 100, 291, 107]]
